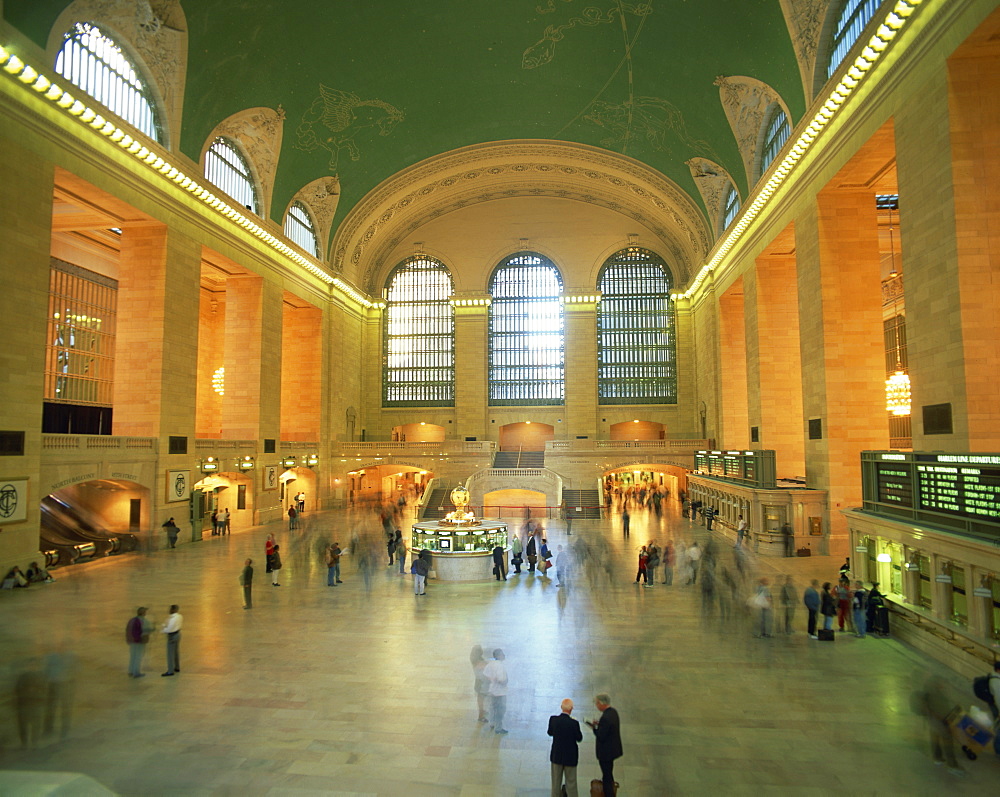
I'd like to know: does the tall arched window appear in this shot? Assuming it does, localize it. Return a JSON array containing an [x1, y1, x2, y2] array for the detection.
[[205, 137, 259, 214], [826, 0, 882, 79], [54, 22, 162, 142], [284, 201, 320, 257], [489, 253, 564, 406], [383, 256, 455, 407], [722, 184, 741, 231], [597, 248, 676, 404], [760, 106, 790, 174]]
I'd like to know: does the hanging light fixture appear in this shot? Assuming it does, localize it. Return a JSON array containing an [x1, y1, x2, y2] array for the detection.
[[883, 200, 911, 416]]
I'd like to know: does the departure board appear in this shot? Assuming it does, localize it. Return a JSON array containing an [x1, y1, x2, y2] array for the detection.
[[694, 450, 776, 489], [862, 451, 1000, 531]]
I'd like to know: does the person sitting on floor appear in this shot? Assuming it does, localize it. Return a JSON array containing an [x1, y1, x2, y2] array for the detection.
[[25, 561, 54, 583]]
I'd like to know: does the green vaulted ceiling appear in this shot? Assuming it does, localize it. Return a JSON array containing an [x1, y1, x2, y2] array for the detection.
[[4, 0, 804, 231]]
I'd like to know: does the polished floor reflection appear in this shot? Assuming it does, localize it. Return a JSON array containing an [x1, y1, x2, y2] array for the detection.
[[1, 503, 996, 795]]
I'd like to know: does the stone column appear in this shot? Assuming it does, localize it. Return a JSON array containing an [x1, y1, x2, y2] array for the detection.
[[452, 295, 490, 442], [280, 299, 323, 441], [718, 279, 748, 449], [562, 294, 599, 440]]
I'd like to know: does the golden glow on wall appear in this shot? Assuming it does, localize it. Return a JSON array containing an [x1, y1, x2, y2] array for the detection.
[[0, 43, 380, 310], [672, 0, 926, 300], [212, 367, 225, 396]]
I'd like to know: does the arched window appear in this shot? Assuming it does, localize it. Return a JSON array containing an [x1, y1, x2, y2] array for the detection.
[[760, 106, 790, 174], [826, 0, 882, 79], [489, 253, 564, 406], [284, 201, 320, 258], [383, 256, 455, 407], [54, 22, 162, 142], [597, 248, 676, 404], [205, 138, 259, 213], [722, 184, 741, 231]]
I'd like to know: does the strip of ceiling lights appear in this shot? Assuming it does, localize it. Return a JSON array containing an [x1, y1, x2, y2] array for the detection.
[[0, 40, 383, 310], [674, 0, 925, 300]]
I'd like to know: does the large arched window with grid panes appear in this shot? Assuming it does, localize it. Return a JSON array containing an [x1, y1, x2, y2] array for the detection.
[[760, 106, 790, 175], [383, 256, 455, 407], [826, 0, 882, 79], [284, 201, 320, 258], [204, 137, 259, 214], [489, 253, 564, 406], [597, 248, 676, 404], [54, 22, 162, 143], [722, 184, 741, 232]]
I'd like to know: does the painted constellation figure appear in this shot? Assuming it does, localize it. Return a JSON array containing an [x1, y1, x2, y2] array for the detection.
[[585, 96, 718, 159], [296, 85, 405, 170], [522, 1, 653, 69]]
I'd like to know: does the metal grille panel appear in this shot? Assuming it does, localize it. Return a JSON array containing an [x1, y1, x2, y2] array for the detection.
[[284, 201, 320, 257], [205, 138, 259, 214], [597, 248, 676, 404], [383, 257, 455, 406], [489, 254, 564, 406], [827, 0, 882, 79]]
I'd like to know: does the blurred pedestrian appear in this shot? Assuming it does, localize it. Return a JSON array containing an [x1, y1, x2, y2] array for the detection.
[[804, 579, 820, 639], [780, 575, 796, 633], [634, 545, 649, 585], [326, 543, 342, 585], [918, 675, 964, 776], [240, 558, 253, 609], [852, 581, 868, 638], [162, 517, 179, 548], [470, 645, 489, 723], [483, 649, 509, 734], [270, 544, 282, 586], [645, 542, 660, 588], [752, 577, 773, 638], [622, 507, 630, 538], [126, 606, 152, 676], [821, 582, 836, 631]]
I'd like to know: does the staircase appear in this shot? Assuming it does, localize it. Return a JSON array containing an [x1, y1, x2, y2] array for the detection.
[[493, 450, 545, 468], [420, 487, 451, 520], [561, 489, 603, 518]]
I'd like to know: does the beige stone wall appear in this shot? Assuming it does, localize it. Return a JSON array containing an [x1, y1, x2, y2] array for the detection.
[[280, 299, 322, 442]]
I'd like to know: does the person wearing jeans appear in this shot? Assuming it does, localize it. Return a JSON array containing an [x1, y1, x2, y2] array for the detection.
[[821, 583, 836, 631], [804, 579, 820, 638]]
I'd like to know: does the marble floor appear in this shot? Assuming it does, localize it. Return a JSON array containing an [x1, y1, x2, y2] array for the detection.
[[0, 503, 996, 796]]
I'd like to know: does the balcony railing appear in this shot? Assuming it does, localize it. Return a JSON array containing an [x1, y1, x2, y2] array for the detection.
[[42, 435, 157, 451]]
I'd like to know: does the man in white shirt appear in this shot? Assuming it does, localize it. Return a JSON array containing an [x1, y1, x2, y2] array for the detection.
[[736, 516, 748, 548], [483, 649, 509, 734], [161, 604, 183, 676]]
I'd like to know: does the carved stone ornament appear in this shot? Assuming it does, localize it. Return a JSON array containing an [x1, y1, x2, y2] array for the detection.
[[292, 177, 342, 261], [208, 107, 286, 218], [779, 0, 829, 102], [49, 0, 188, 149], [686, 158, 737, 240], [714, 75, 791, 188], [331, 141, 711, 293]]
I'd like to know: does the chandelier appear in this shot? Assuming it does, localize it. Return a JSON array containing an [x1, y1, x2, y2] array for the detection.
[[885, 370, 911, 415]]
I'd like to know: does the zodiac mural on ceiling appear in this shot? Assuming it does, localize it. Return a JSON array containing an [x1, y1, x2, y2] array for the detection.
[[522, 1, 653, 69], [295, 85, 405, 171], [586, 97, 718, 160]]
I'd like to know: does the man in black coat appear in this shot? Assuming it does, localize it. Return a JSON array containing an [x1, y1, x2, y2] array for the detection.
[[492, 544, 507, 581], [547, 698, 583, 796], [585, 693, 622, 796]]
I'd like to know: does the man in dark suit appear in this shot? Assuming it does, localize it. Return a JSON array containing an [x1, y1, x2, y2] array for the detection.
[[548, 698, 583, 796], [585, 693, 622, 796]]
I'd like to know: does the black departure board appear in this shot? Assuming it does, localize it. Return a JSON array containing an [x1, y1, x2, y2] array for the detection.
[[694, 450, 776, 489], [862, 451, 1000, 534]]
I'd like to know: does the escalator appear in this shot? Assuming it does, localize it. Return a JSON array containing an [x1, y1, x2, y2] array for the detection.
[[40, 496, 138, 567]]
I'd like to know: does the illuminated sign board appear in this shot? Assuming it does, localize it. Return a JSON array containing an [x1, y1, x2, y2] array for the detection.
[[694, 450, 776, 489], [862, 451, 1000, 537]]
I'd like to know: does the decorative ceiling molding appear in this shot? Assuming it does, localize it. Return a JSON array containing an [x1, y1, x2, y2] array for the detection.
[[205, 106, 285, 219], [332, 140, 710, 293], [47, 0, 188, 151], [686, 158, 738, 240], [714, 75, 790, 189], [291, 176, 341, 261], [779, 0, 829, 103]]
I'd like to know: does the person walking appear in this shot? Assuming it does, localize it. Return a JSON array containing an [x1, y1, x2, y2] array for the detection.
[[780, 575, 796, 633], [325, 543, 341, 586], [510, 533, 523, 575], [162, 518, 179, 549], [223, 508, 231, 535], [548, 698, 583, 797], [820, 582, 837, 631], [634, 545, 649, 585], [662, 540, 674, 585], [585, 694, 622, 796], [395, 533, 408, 575], [413, 549, 430, 595], [752, 577, 773, 638], [804, 579, 820, 639], [470, 645, 490, 723], [852, 581, 868, 638], [240, 558, 253, 609], [483, 649, 509, 734], [735, 515, 747, 548], [160, 605, 182, 676], [287, 505, 297, 530], [125, 606, 151, 677], [210, 509, 218, 536], [622, 507, 630, 538], [645, 543, 660, 588], [686, 541, 702, 585], [270, 544, 282, 586], [492, 543, 507, 581]]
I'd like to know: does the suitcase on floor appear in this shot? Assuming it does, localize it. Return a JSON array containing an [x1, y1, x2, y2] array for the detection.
[[817, 628, 835, 641], [591, 779, 619, 796]]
